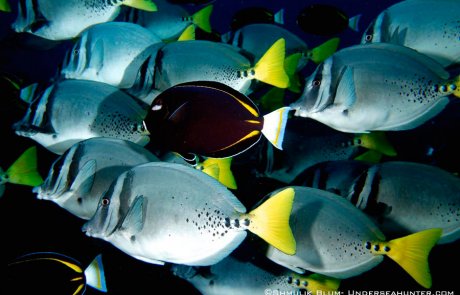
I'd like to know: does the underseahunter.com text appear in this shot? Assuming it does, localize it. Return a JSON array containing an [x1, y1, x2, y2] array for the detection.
[[264, 290, 455, 295]]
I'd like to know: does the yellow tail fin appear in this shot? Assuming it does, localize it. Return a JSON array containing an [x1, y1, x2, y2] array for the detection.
[[372, 228, 442, 288], [310, 37, 340, 64], [284, 53, 302, 93], [0, 0, 11, 12], [192, 4, 213, 33], [246, 187, 296, 255], [253, 38, 289, 89], [289, 273, 341, 295], [198, 157, 237, 189], [178, 24, 196, 41], [122, 0, 157, 11], [5, 146, 44, 186], [355, 131, 397, 156]]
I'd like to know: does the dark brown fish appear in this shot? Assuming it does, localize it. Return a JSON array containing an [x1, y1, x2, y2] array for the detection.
[[143, 81, 290, 158]]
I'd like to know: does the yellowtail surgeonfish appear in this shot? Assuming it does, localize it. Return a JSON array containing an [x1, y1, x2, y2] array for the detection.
[[224, 23, 340, 74], [34, 137, 160, 220], [171, 255, 340, 295], [259, 117, 396, 184], [362, 0, 460, 68], [7, 252, 107, 294], [0, 146, 43, 198], [60, 21, 163, 89], [122, 0, 213, 42], [132, 38, 289, 103], [10, 0, 157, 41], [294, 160, 460, 245], [13, 79, 150, 155], [290, 42, 460, 133], [83, 162, 296, 266], [265, 186, 441, 289]]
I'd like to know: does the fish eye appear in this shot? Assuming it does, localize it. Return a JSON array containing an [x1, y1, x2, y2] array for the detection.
[[73, 49, 79, 55], [365, 34, 373, 42], [312, 80, 321, 87], [101, 198, 110, 207]]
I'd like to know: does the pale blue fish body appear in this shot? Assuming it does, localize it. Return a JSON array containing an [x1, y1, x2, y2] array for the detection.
[[12, 0, 124, 40], [225, 23, 310, 70], [146, 40, 256, 99], [259, 117, 364, 184], [290, 43, 453, 133], [362, 0, 460, 68], [13, 79, 150, 155], [83, 162, 250, 266], [60, 21, 163, 89], [340, 161, 459, 244], [34, 137, 160, 220], [171, 256, 303, 295], [122, 0, 194, 41], [266, 186, 385, 279]]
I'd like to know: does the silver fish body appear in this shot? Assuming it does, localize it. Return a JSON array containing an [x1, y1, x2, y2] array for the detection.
[[122, 0, 194, 41], [60, 21, 163, 89], [34, 137, 160, 220], [13, 79, 150, 155], [266, 186, 385, 279], [362, 0, 460, 68], [343, 161, 460, 244], [152, 40, 255, 95], [83, 162, 252, 266], [290, 43, 454, 133], [12, 0, 123, 40], [171, 256, 306, 295], [259, 118, 365, 184]]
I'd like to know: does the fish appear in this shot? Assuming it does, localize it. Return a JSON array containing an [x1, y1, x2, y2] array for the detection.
[[59, 21, 163, 89], [122, 0, 213, 42], [296, 4, 361, 36], [290, 159, 372, 197], [13, 79, 150, 155], [0, 146, 43, 198], [166, 0, 215, 6], [171, 255, 341, 295], [34, 137, 160, 220], [290, 42, 460, 133], [294, 160, 460, 244], [7, 252, 107, 294], [264, 186, 442, 288], [143, 81, 291, 158], [11, 0, 157, 41], [82, 162, 296, 266], [230, 6, 285, 31], [361, 0, 460, 68], [258, 117, 396, 184], [132, 38, 289, 103], [223, 23, 340, 73]]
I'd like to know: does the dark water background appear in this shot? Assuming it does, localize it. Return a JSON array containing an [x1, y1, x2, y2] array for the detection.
[[1, 0, 459, 294]]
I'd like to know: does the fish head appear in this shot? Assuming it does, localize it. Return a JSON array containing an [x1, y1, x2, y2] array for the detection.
[[34, 147, 76, 201], [361, 11, 391, 44], [290, 58, 334, 117], [82, 170, 131, 239]]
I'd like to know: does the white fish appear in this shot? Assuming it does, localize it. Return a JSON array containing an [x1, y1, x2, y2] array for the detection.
[[60, 21, 163, 89], [171, 256, 341, 295], [11, 0, 157, 40], [34, 137, 160, 220], [13, 79, 150, 155], [122, 0, 213, 41], [362, 0, 460, 68], [265, 186, 442, 289], [83, 162, 296, 266], [290, 43, 460, 133]]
